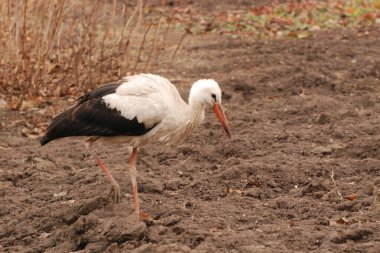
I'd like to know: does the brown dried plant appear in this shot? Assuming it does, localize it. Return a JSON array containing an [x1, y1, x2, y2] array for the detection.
[[0, 0, 186, 110]]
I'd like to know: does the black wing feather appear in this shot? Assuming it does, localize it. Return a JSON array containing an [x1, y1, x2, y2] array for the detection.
[[40, 81, 156, 146], [76, 81, 121, 105]]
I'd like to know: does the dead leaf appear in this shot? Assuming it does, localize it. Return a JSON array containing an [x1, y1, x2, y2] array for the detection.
[[8, 96, 23, 110], [20, 98, 43, 110], [39, 232, 53, 239], [54, 86, 62, 98], [53, 191, 68, 197], [336, 217, 349, 225], [344, 194, 357, 201], [266, 96, 277, 101], [0, 98, 7, 109], [21, 127, 42, 139], [61, 200, 75, 205]]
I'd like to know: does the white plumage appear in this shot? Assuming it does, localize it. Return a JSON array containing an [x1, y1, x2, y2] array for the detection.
[[41, 74, 231, 218], [102, 74, 228, 147]]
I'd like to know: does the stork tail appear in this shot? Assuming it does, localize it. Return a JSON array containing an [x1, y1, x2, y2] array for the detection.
[[40, 108, 77, 146]]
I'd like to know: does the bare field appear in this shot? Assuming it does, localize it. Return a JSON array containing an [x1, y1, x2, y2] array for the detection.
[[1, 1, 380, 253]]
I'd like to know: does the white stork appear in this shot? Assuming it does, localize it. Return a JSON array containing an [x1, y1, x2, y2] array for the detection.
[[41, 74, 230, 217]]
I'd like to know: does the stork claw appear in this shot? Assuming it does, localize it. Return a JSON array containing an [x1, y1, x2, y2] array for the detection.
[[109, 183, 121, 204], [139, 211, 151, 220]]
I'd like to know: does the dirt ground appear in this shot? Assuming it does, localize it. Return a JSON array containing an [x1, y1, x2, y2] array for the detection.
[[1, 15, 380, 253]]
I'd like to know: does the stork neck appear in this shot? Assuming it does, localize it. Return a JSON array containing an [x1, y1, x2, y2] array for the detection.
[[188, 97, 205, 126], [189, 95, 205, 112]]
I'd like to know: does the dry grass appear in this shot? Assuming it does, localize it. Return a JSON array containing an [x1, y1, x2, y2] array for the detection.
[[0, 0, 185, 109]]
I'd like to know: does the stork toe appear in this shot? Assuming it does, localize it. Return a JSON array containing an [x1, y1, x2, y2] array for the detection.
[[109, 182, 121, 203], [139, 211, 151, 220]]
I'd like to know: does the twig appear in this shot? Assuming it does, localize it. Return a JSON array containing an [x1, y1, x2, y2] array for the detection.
[[99, 0, 116, 83], [117, 3, 131, 51], [85, 0, 101, 89], [21, 0, 28, 92], [132, 23, 152, 75], [331, 170, 343, 201], [1, 0, 180, 100], [32, 0, 66, 95], [169, 28, 190, 67], [122, 0, 142, 74], [372, 185, 377, 207], [21, 0, 27, 59], [153, 10, 174, 67], [137, 0, 143, 26], [167, 156, 192, 169], [143, 17, 161, 73]]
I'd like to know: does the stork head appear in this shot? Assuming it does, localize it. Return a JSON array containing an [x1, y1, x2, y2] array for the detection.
[[189, 79, 231, 137]]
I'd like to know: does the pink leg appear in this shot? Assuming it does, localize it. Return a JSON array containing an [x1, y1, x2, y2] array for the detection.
[[128, 148, 149, 219], [85, 137, 121, 203], [128, 147, 140, 215]]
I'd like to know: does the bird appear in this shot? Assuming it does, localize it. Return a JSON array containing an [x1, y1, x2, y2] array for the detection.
[[40, 73, 231, 217]]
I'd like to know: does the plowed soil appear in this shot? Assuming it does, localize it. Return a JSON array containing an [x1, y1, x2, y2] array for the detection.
[[1, 25, 380, 252]]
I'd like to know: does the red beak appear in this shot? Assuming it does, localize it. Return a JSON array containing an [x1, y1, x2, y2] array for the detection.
[[213, 103, 231, 138]]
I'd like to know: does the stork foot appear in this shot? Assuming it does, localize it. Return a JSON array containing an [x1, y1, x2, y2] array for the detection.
[[109, 183, 121, 204], [139, 211, 151, 220]]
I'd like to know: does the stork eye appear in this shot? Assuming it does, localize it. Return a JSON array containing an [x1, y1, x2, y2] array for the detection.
[[211, 93, 216, 101]]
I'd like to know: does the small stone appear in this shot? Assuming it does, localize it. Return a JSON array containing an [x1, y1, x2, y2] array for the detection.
[[64, 197, 108, 224], [315, 113, 330, 124], [139, 177, 164, 193], [241, 245, 266, 252], [329, 144, 345, 151], [53, 191, 68, 197], [244, 188, 261, 198], [311, 146, 332, 155], [104, 214, 148, 242], [315, 218, 330, 226], [39, 232, 53, 239], [0, 98, 7, 109]]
